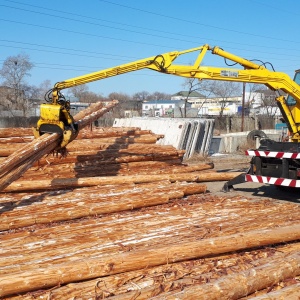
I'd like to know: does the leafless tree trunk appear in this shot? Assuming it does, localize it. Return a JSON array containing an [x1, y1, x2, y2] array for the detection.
[[181, 78, 202, 117], [0, 54, 34, 116]]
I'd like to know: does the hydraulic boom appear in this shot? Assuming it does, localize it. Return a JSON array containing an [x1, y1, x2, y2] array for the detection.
[[35, 44, 300, 187]]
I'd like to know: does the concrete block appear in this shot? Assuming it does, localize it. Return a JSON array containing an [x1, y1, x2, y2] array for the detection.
[[113, 117, 214, 158]]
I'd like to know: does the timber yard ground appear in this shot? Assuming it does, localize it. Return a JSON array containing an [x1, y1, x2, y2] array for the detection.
[[1, 127, 300, 299]]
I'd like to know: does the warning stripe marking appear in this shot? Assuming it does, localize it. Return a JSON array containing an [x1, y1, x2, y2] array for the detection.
[[245, 174, 300, 187]]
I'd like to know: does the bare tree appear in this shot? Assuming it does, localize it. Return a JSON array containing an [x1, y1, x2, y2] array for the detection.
[[0, 86, 16, 116], [180, 78, 216, 117], [202, 81, 241, 117], [133, 91, 171, 102], [256, 86, 279, 117], [20, 84, 39, 117], [133, 91, 150, 101], [38, 80, 52, 99], [0, 53, 34, 116], [180, 78, 202, 117], [108, 92, 131, 118], [108, 92, 130, 101], [69, 84, 104, 103], [80, 91, 105, 103], [151, 91, 171, 101], [70, 84, 89, 99]]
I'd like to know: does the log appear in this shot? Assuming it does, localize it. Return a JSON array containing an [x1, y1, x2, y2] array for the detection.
[[150, 252, 300, 300], [0, 193, 172, 231], [2, 224, 300, 297], [77, 128, 153, 139], [0, 133, 60, 190], [68, 135, 162, 147], [1, 199, 300, 277], [4, 171, 241, 192], [0, 136, 33, 143], [0, 137, 56, 171], [31, 147, 184, 167], [0, 183, 206, 230], [65, 143, 179, 154], [247, 283, 300, 299], [0, 127, 33, 137], [72, 101, 116, 131], [7, 244, 299, 300], [22, 161, 213, 180], [20, 161, 183, 180], [0, 100, 118, 191], [21, 162, 213, 180]]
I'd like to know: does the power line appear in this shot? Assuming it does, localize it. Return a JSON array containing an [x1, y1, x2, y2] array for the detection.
[[248, 0, 300, 16], [1, 39, 300, 81], [1, 0, 299, 84], [2, 39, 300, 68], [1, 1, 217, 47], [0, 39, 135, 61], [97, 0, 300, 45], [0, 3, 184, 42], [3, 0, 300, 50], [0, 18, 182, 50], [2, 16, 300, 66]]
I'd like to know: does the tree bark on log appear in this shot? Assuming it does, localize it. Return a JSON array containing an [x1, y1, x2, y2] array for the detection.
[[150, 252, 300, 300], [0, 131, 165, 157], [1, 224, 300, 297], [4, 171, 241, 192], [30, 147, 184, 167], [7, 244, 300, 300], [0, 100, 118, 191], [0, 127, 33, 137], [0, 183, 206, 230], [68, 135, 162, 146], [77, 128, 153, 139], [0, 134, 60, 190], [247, 283, 300, 300], [20, 162, 213, 180], [0, 136, 33, 143]]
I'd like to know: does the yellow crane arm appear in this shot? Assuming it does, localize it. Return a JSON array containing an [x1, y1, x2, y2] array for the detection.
[[159, 45, 300, 141], [51, 45, 206, 97], [39, 44, 300, 147]]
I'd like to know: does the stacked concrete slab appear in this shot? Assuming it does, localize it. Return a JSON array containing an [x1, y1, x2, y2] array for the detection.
[[113, 117, 214, 159]]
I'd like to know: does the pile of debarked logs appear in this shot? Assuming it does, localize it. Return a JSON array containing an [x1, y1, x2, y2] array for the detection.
[[0, 125, 300, 299]]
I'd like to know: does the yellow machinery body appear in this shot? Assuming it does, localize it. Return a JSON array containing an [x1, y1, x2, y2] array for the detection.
[[37, 44, 300, 147], [33, 102, 78, 148]]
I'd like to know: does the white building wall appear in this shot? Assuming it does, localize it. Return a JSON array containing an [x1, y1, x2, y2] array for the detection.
[[198, 103, 238, 116]]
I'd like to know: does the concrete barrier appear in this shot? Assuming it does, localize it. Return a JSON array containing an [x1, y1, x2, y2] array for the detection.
[[113, 117, 215, 159], [211, 129, 285, 154]]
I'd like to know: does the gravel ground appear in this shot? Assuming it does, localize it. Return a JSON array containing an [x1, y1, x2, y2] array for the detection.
[[188, 153, 300, 203]]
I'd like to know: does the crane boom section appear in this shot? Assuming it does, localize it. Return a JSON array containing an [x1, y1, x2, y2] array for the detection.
[[44, 44, 300, 145], [167, 65, 300, 139], [53, 46, 207, 91], [54, 44, 300, 106]]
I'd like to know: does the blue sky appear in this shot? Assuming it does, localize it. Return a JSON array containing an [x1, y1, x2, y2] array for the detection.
[[1, 0, 299, 97]]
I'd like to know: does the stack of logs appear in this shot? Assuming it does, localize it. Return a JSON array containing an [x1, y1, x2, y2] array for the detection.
[[0, 126, 300, 299]]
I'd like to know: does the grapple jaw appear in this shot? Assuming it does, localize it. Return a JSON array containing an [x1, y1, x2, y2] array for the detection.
[[33, 102, 78, 150]]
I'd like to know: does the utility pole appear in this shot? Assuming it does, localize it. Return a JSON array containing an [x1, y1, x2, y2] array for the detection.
[[241, 82, 246, 132]]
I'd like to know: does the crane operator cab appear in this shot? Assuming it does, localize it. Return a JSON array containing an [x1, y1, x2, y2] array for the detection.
[[286, 70, 300, 107]]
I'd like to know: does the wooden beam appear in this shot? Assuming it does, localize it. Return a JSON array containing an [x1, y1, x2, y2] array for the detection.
[[4, 171, 242, 192], [0, 183, 206, 230], [2, 224, 300, 297], [0, 101, 118, 191], [150, 252, 300, 299]]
